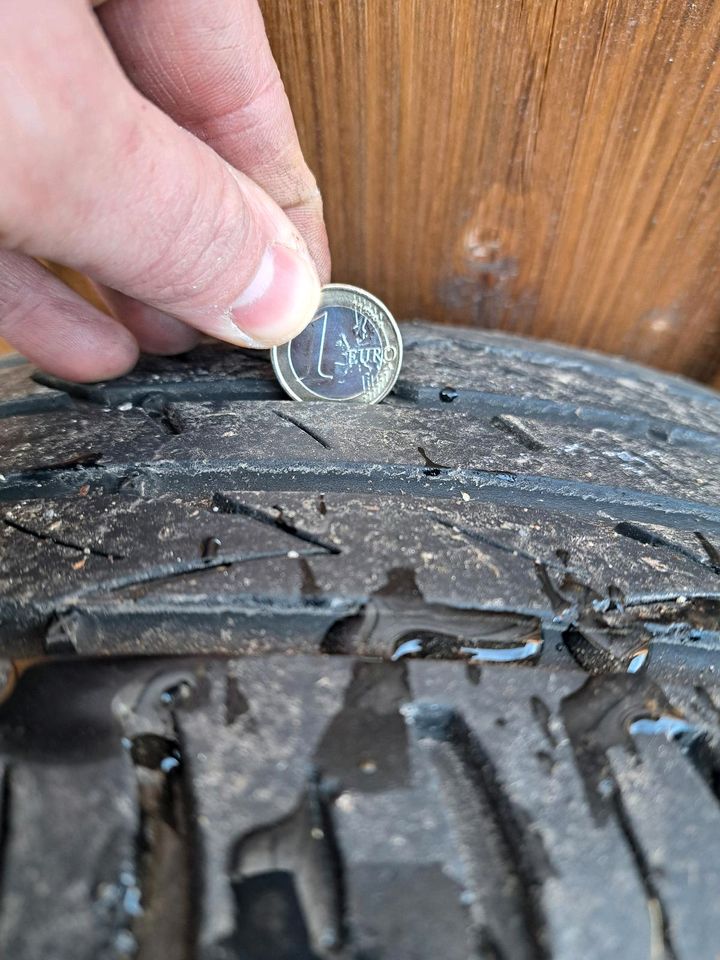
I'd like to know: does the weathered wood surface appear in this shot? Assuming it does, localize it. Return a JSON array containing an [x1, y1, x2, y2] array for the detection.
[[261, 0, 720, 382]]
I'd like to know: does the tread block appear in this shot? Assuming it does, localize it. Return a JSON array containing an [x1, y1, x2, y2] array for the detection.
[[408, 663, 653, 960], [2, 395, 720, 533], [3, 657, 719, 958], [2, 492, 720, 666], [154, 399, 720, 503], [399, 323, 720, 439], [2, 326, 720, 958], [173, 657, 354, 953], [610, 735, 720, 959]]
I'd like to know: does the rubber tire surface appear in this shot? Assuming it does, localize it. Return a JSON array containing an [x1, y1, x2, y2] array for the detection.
[[1, 323, 720, 959]]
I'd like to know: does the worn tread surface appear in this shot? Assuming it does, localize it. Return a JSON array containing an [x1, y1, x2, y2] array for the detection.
[[1, 324, 720, 958]]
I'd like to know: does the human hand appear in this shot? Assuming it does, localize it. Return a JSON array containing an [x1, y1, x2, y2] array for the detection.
[[0, 0, 329, 381]]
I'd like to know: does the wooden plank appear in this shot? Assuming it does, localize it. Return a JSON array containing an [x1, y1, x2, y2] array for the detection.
[[260, 0, 720, 381]]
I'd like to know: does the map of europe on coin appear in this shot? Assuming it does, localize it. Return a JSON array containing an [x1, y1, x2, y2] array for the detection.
[[271, 284, 403, 403]]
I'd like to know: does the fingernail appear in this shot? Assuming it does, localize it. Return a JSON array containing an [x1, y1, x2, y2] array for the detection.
[[227, 243, 320, 347]]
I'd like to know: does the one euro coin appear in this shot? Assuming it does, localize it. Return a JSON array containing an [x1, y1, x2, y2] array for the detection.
[[271, 284, 403, 403]]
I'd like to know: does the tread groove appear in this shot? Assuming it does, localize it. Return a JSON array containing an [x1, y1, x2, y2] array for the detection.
[[3, 461, 720, 532], [615, 522, 716, 573], [490, 415, 545, 451], [0, 395, 71, 419], [560, 626, 625, 675], [226, 773, 346, 956], [2, 515, 123, 561], [60, 548, 328, 603], [0, 768, 10, 910], [695, 531, 720, 569], [394, 383, 720, 453], [529, 697, 557, 748], [408, 704, 550, 960], [129, 732, 193, 959], [274, 410, 331, 449], [140, 399, 185, 436], [213, 493, 341, 555], [31, 370, 285, 406], [432, 516, 570, 571], [610, 785, 678, 960]]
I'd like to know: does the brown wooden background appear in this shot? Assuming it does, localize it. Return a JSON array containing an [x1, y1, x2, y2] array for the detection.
[[6, 0, 720, 385], [261, 0, 720, 385]]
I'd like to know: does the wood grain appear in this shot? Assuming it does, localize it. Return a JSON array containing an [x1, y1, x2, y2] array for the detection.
[[260, 0, 720, 381]]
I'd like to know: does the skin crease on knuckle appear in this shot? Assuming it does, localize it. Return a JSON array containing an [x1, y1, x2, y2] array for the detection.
[[0, 0, 328, 373]]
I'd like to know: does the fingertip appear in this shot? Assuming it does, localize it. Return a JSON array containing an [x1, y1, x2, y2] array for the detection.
[[103, 289, 203, 354], [0, 249, 141, 382], [46, 318, 140, 383]]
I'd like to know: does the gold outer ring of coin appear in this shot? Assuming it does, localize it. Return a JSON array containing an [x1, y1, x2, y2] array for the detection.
[[270, 283, 403, 404]]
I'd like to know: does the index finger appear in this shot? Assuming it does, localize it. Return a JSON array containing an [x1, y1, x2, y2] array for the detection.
[[98, 0, 331, 282]]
